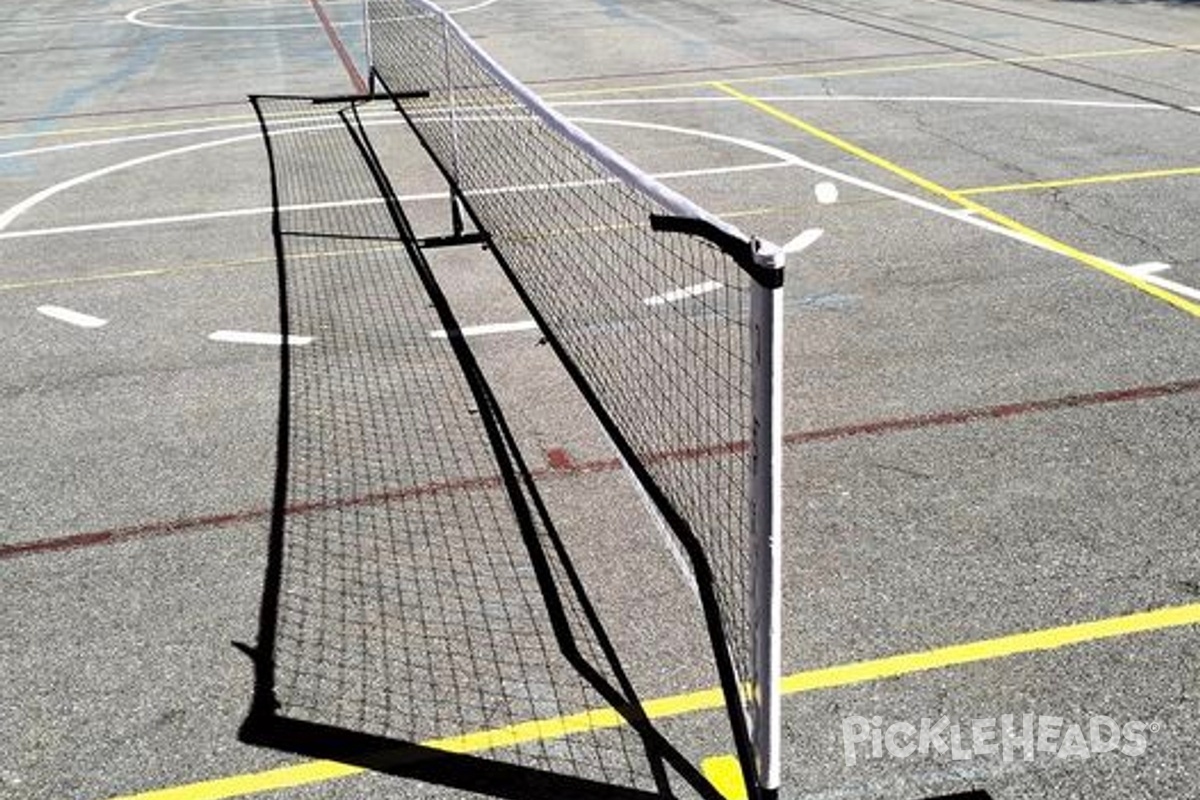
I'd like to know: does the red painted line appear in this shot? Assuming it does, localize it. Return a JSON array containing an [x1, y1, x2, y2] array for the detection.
[[308, 0, 367, 95], [546, 447, 576, 470], [782, 378, 1200, 446], [0, 509, 270, 561], [3, 377, 1197, 562], [0, 473, 503, 562]]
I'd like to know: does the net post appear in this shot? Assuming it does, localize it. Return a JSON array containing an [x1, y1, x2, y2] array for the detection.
[[441, 11, 461, 183], [361, 0, 374, 93], [750, 239, 784, 798]]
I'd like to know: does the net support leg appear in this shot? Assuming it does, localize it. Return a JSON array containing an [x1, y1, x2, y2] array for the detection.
[[750, 244, 785, 798]]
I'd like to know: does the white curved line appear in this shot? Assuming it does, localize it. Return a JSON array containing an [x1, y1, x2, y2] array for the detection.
[[122, 0, 491, 31], [0, 119, 403, 232], [0, 135, 260, 232], [125, 0, 359, 31], [0, 111, 1108, 261], [573, 116, 1045, 251], [0, 117, 789, 236], [0, 110, 400, 161], [448, 0, 502, 13], [1, 120, 262, 161]]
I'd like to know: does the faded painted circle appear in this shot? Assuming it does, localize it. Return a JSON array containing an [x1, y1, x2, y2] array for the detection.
[[125, 0, 501, 32]]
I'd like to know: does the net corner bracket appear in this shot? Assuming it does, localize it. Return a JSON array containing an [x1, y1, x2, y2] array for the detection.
[[750, 238, 786, 287]]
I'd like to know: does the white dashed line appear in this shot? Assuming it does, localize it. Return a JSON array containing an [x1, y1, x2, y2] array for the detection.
[[208, 330, 313, 346], [429, 320, 539, 339], [644, 280, 723, 306], [781, 228, 825, 256], [36, 305, 108, 328]]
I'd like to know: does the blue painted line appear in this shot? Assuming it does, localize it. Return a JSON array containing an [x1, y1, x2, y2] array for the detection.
[[0, 30, 178, 176]]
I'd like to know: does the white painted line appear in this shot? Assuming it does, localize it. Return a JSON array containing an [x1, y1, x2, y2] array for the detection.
[[124, 0, 361, 31], [0, 109, 398, 155], [1117, 263, 1200, 301], [0, 134, 263, 233], [0, 156, 787, 242], [0, 198, 399, 241], [644, 280, 723, 306], [814, 181, 839, 204], [569, 117, 1050, 254], [8, 102, 1186, 314], [429, 320, 539, 339], [36, 305, 108, 328], [208, 330, 313, 346], [781, 228, 825, 256], [449, 0, 502, 12], [1124, 261, 1172, 276]]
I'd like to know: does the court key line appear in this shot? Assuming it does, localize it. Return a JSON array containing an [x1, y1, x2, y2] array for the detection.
[[711, 82, 1200, 320], [109, 602, 1200, 800]]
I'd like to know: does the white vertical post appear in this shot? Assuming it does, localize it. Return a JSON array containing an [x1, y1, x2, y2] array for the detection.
[[362, 0, 373, 90], [441, 13, 461, 182], [750, 243, 784, 798]]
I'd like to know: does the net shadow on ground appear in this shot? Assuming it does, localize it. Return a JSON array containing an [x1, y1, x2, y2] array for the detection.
[[234, 95, 726, 800]]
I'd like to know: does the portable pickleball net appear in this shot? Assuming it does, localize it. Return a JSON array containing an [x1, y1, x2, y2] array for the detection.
[[242, 1, 786, 797]]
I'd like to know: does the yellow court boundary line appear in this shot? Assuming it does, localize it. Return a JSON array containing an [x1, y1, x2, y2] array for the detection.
[[711, 82, 1200, 320], [957, 165, 1200, 196], [3, 42, 1196, 143], [542, 42, 1200, 99], [112, 602, 1200, 799]]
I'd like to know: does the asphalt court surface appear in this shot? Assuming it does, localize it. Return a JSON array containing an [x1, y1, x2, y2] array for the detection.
[[2, 0, 1199, 798]]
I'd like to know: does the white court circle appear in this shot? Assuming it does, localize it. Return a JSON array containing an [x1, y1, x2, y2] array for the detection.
[[125, 0, 501, 31], [1, 95, 1191, 280], [0, 114, 802, 233]]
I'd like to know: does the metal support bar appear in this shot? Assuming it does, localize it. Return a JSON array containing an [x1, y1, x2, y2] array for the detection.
[[417, 231, 489, 250]]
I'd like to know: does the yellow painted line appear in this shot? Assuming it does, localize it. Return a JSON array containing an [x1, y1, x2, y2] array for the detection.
[[109, 602, 1200, 800], [543, 42, 1200, 99], [0, 258, 271, 293], [712, 82, 1200, 320], [780, 603, 1200, 694], [701, 754, 748, 800], [4, 42, 1196, 143], [957, 165, 1200, 196], [118, 762, 364, 800]]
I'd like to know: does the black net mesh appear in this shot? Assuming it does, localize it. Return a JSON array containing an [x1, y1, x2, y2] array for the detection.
[[249, 96, 701, 794], [367, 0, 764, 769]]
